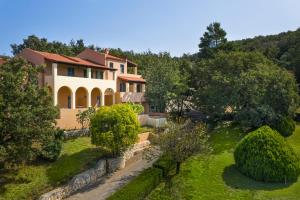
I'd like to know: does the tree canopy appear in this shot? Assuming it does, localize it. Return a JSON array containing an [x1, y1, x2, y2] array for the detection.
[[0, 57, 59, 167], [191, 51, 299, 128], [198, 22, 228, 59]]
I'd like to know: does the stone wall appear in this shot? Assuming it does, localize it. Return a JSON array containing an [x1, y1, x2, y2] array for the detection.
[[39, 140, 150, 200], [63, 129, 90, 140]]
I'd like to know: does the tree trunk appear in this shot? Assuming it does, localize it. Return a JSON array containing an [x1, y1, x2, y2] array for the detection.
[[176, 162, 181, 174]]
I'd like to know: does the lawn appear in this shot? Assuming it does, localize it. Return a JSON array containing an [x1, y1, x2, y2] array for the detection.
[[146, 123, 300, 200], [0, 137, 105, 200]]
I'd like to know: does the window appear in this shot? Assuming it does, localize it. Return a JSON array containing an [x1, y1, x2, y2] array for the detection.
[[137, 84, 142, 92], [120, 82, 126, 92], [91, 70, 94, 78], [113, 72, 115, 80], [120, 64, 125, 74], [109, 62, 114, 69], [96, 70, 104, 79], [67, 96, 71, 109], [83, 69, 87, 78], [67, 67, 75, 76]]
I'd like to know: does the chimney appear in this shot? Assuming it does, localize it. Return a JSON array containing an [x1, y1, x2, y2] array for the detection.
[[104, 48, 109, 54]]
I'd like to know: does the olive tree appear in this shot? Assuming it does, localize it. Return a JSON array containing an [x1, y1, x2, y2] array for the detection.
[[149, 120, 210, 175]]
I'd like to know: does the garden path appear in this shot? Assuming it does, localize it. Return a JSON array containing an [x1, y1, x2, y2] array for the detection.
[[65, 151, 155, 200]]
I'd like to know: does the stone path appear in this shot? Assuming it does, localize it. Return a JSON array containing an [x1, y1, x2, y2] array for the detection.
[[65, 152, 156, 200]]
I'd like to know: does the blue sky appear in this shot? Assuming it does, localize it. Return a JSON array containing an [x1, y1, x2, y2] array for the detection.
[[0, 0, 300, 56]]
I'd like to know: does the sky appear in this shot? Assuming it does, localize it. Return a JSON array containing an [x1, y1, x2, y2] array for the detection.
[[0, 0, 300, 57]]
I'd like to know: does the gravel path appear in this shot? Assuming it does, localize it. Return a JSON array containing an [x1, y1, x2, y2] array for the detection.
[[65, 152, 156, 200]]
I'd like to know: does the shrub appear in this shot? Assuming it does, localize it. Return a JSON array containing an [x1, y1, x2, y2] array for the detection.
[[234, 126, 300, 183], [90, 104, 140, 157], [126, 102, 144, 114], [107, 167, 162, 200], [39, 129, 64, 161], [76, 107, 96, 129], [271, 117, 296, 137]]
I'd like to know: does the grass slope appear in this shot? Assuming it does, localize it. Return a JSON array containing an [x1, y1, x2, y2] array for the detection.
[[147, 123, 300, 200], [0, 137, 105, 200]]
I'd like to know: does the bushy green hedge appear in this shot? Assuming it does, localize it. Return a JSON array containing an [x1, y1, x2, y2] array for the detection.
[[271, 117, 296, 137], [107, 167, 162, 200], [234, 126, 300, 183], [153, 155, 175, 177], [90, 104, 140, 157]]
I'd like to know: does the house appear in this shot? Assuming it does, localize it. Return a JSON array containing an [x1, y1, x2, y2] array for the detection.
[[19, 48, 148, 129]]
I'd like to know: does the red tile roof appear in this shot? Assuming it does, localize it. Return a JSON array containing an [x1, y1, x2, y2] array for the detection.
[[105, 53, 126, 62], [0, 58, 5, 65], [118, 75, 146, 83], [31, 49, 112, 70]]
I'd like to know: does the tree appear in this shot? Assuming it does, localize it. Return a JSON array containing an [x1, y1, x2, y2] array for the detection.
[[76, 107, 96, 129], [199, 22, 227, 59], [191, 51, 299, 128], [0, 57, 59, 167], [166, 60, 193, 118], [90, 104, 140, 157], [149, 120, 209, 175], [143, 53, 181, 113], [10, 35, 87, 56]]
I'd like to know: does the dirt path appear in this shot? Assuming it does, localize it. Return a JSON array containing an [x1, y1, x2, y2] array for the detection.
[[65, 152, 156, 200]]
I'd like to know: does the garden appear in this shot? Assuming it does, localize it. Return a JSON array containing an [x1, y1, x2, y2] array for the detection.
[[108, 123, 300, 200]]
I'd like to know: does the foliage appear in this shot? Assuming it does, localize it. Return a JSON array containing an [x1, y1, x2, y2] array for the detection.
[[166, 59, 193, 118], [76, 107, 96, 129], [148, 120, 209, 174], [39, 129, 64, 161], [126, 102, 144, 114], [0, 57, 59, 167], [198, 22, 228, 59], [107, 167, 162, 200], [191, 51, 299, 129], [143, 53, 181, 113], [0, 137, 105, 200], [10, 35, 91, 56], [90, 104, 140, 157], [271, 117, 296, 137], [146, 123, 300, 200], [234, 126, 300, 183]]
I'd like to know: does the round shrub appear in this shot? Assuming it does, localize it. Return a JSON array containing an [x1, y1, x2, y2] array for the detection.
[[271, 117, 295, 137], [90, 104, 140, 157], [234, 125, 300, 183]]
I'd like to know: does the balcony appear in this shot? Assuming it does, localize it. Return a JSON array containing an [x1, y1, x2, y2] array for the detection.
[[115, 92, 146, 103]]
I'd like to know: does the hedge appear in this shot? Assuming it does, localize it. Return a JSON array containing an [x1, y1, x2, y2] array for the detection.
[[234, 125, 300, 183]]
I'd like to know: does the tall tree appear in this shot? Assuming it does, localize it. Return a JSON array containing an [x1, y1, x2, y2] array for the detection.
[[143, 52, 181, 113], [192, 51, 299, 128], [198, 22, 227, 59], [10, 35, 87, 56], [0, 58, 59, 166]]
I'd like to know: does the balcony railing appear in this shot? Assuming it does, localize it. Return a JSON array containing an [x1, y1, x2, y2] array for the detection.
[[116, 92, 146, 103]]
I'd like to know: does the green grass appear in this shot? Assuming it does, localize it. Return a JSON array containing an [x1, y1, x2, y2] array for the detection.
[[139, 126, 155, 134], [108, 168, 162, 200], [146, 123, 300, 200], [0, 137, 105, 200]]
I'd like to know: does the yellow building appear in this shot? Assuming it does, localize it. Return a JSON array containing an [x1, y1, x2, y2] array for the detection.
[[20, 48, 148, 129]]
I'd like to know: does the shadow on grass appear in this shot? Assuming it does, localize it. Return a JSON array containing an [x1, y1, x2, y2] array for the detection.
[[46, 147, 107, 186], [222, 164, 293, 191]]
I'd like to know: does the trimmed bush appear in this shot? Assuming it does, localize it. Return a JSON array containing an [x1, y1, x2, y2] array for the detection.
[[271, 117, 296, 137], [234, 126, 300, 183], [107, 167, 162, 200], [90, 104, 140, 157]]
